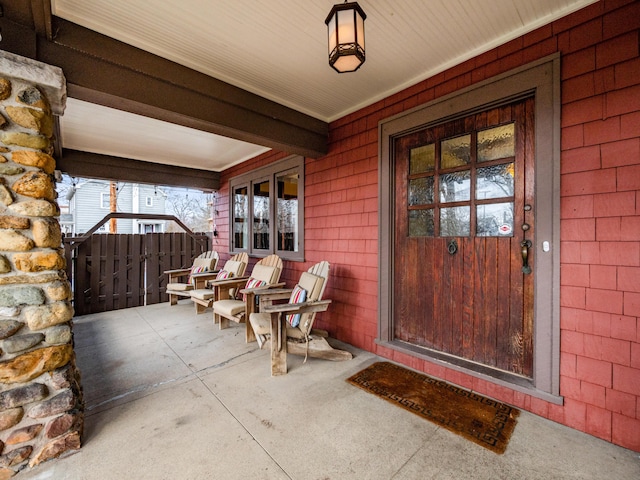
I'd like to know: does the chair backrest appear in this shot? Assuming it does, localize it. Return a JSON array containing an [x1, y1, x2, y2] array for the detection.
[[224, 261, 244, 277], [296, 261, 329, 336], [219, 253, 249, 298], [252, 254, 283, 285], [224, 252, 249, 277], [193, 251, 219, 271], [187, 251, 219, 285], [298, 272, 324, 302]]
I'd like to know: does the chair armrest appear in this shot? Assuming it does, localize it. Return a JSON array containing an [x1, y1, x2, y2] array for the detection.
[[189, 270, 221, 289], [164, 267, 191, 275], [207, 276, 249, 288], [255, 287, 292, 296], [249, 288, 292, 305], [262, 300, 332, 315], [240, 283, 288, 312], [165, 268, 191, 283], [238, 282, 286, 296], [190, 270, 219, 278]]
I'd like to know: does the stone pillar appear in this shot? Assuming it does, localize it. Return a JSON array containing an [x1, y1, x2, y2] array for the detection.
[[0, 52, 82, 478]]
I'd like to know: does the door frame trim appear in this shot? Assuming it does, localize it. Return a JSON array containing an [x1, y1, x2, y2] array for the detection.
[[378, 54, 561, 402]]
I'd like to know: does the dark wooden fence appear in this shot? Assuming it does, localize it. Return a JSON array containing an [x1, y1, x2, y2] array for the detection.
[[63, 214, 210, 316]]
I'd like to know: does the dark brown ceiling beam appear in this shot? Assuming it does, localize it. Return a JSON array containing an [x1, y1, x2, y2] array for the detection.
[[0, 18, 37, 58], [36, 18, 328, 159], [29, 0, 54, 40], [0, 0, 51, 55], [58, 149, 220, 192]]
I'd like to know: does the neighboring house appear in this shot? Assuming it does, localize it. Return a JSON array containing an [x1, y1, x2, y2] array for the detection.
[[63, 180, 167, 235]]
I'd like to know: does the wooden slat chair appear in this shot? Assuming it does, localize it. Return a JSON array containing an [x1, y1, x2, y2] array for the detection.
[[165, 251, 219, 306], [248, 261, 352, 375], [190, 252, 249, 314], [212, 254, 284, 342]]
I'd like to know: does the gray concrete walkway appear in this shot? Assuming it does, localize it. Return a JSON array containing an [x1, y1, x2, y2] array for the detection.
[[18, 302, 640, 479]]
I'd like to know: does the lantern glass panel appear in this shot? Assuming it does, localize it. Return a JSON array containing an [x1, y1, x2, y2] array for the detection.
[[337, 9, 355, 43], [334, 56, 361, 72], [327, 16, 337, 53]]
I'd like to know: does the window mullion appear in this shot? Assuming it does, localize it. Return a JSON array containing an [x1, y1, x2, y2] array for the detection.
[[229, 155, 304, 261]]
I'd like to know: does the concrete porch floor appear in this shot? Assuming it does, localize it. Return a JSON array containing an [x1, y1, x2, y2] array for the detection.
[[18, 301, 640, 480]]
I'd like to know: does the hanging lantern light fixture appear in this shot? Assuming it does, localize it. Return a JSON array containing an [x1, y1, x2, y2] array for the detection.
[[325, 1, 367, 73]]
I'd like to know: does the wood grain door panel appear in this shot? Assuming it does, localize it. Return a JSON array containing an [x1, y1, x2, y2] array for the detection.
[[393, 98, 534, 377]]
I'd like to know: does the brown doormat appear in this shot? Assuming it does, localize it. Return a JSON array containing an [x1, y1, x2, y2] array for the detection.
[[347, 361, 519, 454]]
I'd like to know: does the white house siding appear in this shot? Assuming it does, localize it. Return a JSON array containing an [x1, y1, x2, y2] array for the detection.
[[133, 185, 167, 233], [71, 181, 166, 235]]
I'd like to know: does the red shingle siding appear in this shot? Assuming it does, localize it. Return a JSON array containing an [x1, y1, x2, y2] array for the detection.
[[217, 1, 640, 451], [562, 47, 597, 78], [562, 194, 595, 218], [606, 388, 637, 417], [555, 1, 640, 449], [617, 163, 640, 190], [613, 414, 640, 452], [561, 145, 601, 173], [593, 191, 636, 216]]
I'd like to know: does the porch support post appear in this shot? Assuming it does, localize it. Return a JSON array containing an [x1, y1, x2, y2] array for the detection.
[[0, 51, 83, 474]]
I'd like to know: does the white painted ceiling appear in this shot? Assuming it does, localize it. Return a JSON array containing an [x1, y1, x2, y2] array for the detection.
[[52, 0, 597, 173], [60, 98, 271, 170]]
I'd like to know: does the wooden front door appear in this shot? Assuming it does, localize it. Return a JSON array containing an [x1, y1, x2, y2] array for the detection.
[[393, 98, 534, 378]]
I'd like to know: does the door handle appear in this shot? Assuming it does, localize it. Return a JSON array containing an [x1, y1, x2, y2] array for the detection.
[[520, 239, 532, 274], [447, 239, 458, 255]]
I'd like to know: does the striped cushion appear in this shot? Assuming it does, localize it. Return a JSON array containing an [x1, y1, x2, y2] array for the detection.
[[242, 277, 267, 301], [188, 265, 208, 285], [216, 270, 232, 280], [286, 285, 307, 327]]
